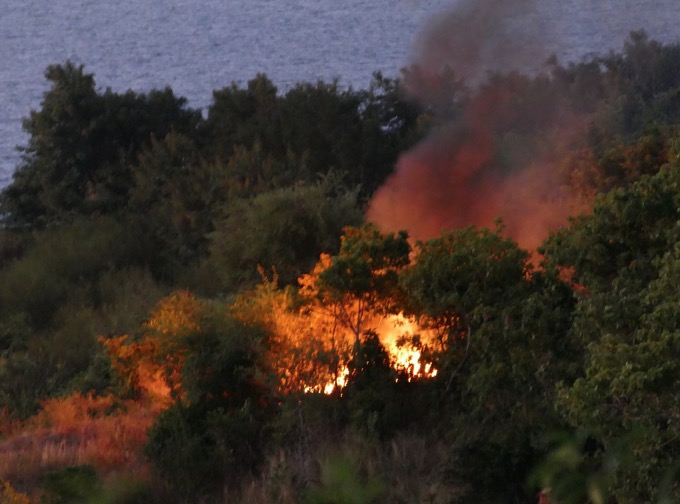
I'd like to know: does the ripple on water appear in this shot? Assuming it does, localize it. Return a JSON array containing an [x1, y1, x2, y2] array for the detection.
[[0, 0, 678, 187]]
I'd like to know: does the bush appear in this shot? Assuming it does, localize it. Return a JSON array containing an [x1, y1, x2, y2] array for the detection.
[[0, 217, 144, 328], [144, 308, 275, 496], [200, 176, 363, 294]]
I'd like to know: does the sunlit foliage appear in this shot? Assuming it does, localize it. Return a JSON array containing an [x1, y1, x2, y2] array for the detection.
[[3, 33, 680, 502]]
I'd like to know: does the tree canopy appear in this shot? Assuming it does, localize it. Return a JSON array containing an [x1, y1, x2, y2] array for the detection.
[[2, 34, 680, 503]]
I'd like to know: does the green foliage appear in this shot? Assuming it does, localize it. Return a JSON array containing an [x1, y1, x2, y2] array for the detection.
[[275, 80, 364, 176], [5, 38, 680, 502], [127, 133, 224, 277], [399, 226, 533, 395], [41, 465, 100, 504], [0, 307, 101, 417], [201, 74, 280, 162], [542, 153, 680, 502], [449, 439, 538, 504], [201, 175, 363, 294], [0, 216, 144, 327], [0, 218, 163, 416], [343, 331, 400, 436], [146, 396, 270, 497], [313, 224, 410, 326], [304, 456, 385, 504], [356, 73, 424, 190], [598, 31, 680, 139], [1, 61, 200, 227], [179, 304, 271, 410], [399, 227, 579, 501], [40, 465, 149, 504], [202, 73, 421, 199], [94, 267, 167, 337], [320, 225, 410, 295], [220, 140, 310, 199], [145, 309, 274, 496], [0, 229, 27, 268], [565, 127, 672, 198], [145, 405, 223, 495], [542, 157, 680, 336], [401, 225, 530, 328], [529, 430, 643, 504]]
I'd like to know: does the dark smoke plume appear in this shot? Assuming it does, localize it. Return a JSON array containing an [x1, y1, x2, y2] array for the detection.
[[367, 0, 587, 250], [408, 0, 549, 89]]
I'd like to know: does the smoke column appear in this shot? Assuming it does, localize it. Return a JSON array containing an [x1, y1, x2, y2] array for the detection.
[[409, 0, 549, 87], [367, 0, 586, 250]]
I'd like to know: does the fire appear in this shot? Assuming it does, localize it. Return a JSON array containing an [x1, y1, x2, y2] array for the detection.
[[322, 368, 349, 395], [377, 313, 438, 381], [308, 314, 438, 395], [102, 290, 440, 401]]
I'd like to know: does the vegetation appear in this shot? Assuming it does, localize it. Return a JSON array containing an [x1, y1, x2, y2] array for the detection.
[[1, 32, 680, 503]]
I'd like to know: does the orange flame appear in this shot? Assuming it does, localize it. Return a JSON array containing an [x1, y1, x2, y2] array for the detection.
[[377, 313, 438, 381], [309, 314, 438, 395]]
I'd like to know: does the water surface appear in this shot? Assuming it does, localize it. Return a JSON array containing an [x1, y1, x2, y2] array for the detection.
[[1, 0, 678, 186]]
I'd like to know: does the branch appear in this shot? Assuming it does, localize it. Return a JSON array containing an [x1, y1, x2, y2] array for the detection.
[[441, 323, 472, 401]]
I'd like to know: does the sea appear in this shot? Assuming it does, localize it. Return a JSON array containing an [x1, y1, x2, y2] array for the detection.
[[1, 0, 678, 188]]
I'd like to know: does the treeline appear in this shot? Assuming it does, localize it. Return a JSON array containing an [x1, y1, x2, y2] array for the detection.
[[0, 31, 679, 503]]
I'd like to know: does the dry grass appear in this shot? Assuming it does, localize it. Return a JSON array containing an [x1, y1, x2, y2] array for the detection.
[[0, 392, 168, 494], [0, 480, 32, 504], [0, 407, 22, 439], [228, 430, 461, 504]]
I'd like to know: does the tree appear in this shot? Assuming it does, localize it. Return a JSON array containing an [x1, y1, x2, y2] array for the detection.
[[541, 154, 680, 340], [1, 61, 201, 227], [355, 73, 424, 193], [301, 224, 411, 345], [201, 74, 280, 163], [542, 153, 680, 502], [229, 281, 349, 396], [400, 226, 531, 371], [144, 304, 274, 496], [127, 132, 224, 278], [200, 175, 364, 294], [102, 291, 275, 496], [201, 73, 422, 200], [599, 31, 680, 139], [400, 226, 577, 503], [276, 81, 364, 180], [277, 77, 422, 197], [0, 216, 151, 416]]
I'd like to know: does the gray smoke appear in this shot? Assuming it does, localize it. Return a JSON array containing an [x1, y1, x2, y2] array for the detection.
[[368, 0, 585, 250], [408, 0, 549, 89]]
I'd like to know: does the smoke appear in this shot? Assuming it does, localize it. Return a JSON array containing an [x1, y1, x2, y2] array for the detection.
[[408, 0, 549, 89], [367, 0, 588, 250]]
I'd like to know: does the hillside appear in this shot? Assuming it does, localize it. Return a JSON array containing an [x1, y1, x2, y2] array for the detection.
[[1, 32, 679, 504]]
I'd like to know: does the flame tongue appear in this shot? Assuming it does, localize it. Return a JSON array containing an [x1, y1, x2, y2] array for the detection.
[[378, 313, 438, 381], [308, 314, 438, 395]]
